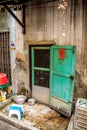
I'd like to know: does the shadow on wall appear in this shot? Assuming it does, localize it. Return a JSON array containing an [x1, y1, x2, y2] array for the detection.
[[12, 57, 30, 97], [74, 71, 87, 100]]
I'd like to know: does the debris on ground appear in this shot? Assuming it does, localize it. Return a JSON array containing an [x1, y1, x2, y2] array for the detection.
[[74, 98, 87, 130], [0, 101, 69, 130]]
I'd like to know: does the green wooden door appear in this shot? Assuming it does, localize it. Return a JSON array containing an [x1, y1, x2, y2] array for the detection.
[[50, 45, 76, 116]]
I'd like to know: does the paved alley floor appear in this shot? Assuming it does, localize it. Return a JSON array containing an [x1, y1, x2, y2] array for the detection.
[[0, 100, 70, 130], [0, 120, 23, 130]]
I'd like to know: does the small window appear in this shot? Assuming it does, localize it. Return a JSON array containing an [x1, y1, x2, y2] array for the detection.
[[34, 49, 50, 68], [31, 47, 50, 88], [34, 70, 49, 87]]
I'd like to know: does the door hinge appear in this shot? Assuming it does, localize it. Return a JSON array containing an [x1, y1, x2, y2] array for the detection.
[[72, 46, 75, 53]]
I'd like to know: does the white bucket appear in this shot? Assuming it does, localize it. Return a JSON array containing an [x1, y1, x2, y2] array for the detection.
[[28, 98, 36, 106]]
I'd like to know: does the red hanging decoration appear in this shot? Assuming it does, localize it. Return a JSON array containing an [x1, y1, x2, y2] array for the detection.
[[58, 49, 65, 60]]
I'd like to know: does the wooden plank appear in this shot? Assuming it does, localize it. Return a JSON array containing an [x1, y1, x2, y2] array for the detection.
[[67, 114, 74, 130]]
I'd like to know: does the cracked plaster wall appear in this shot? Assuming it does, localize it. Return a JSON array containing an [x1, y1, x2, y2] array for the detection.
[[0, 9, 29, 96], [23, 0, 87, 99]]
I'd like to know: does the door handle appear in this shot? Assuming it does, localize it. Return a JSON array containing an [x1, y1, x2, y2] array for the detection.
[[70, 75, 74, 80]]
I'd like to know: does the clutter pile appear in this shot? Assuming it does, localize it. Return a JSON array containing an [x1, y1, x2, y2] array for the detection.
[[0, 73, 12, 103], [74, 98, 87, 130]]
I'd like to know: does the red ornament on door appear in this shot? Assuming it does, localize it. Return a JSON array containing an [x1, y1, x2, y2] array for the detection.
[[58, 49, 65, 60]]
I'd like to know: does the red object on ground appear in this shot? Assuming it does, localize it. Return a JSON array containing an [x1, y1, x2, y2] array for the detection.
[[0, 73, 8, 85]]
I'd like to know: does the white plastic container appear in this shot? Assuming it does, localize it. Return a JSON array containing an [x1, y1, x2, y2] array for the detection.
[[28, 98, 36, 106]]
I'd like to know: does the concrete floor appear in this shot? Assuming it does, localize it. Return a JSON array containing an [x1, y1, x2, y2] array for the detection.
[[0, 98, 69, 130], [0, 120, 23, 130]]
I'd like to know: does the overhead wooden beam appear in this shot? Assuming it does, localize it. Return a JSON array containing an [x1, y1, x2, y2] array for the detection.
[[3, 4, 25, 34], [0, 0, 30, 5], [22, 5, 26, 34]]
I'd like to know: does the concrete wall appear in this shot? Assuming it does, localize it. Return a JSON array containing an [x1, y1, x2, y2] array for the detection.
[[0, 9, 16, 71], [24, 0, 84, 66], [0, 8, 29, 96], [0, 9, 28, 95], [23, 0, 87, 98], [0, 9, 16, 92]]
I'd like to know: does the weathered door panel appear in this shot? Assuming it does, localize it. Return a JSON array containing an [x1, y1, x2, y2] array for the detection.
[[50, 46, 76, 116]]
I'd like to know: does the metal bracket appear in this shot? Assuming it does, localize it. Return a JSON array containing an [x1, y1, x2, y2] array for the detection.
[[3, 4, 25, 34]]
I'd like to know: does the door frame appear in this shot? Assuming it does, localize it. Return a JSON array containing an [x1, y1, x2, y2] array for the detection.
[[29, 44, 53, 92], [29, 44, 76, 116]]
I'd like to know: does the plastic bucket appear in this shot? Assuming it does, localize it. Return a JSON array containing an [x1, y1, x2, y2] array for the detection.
[[0, 73, 8, 85]]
